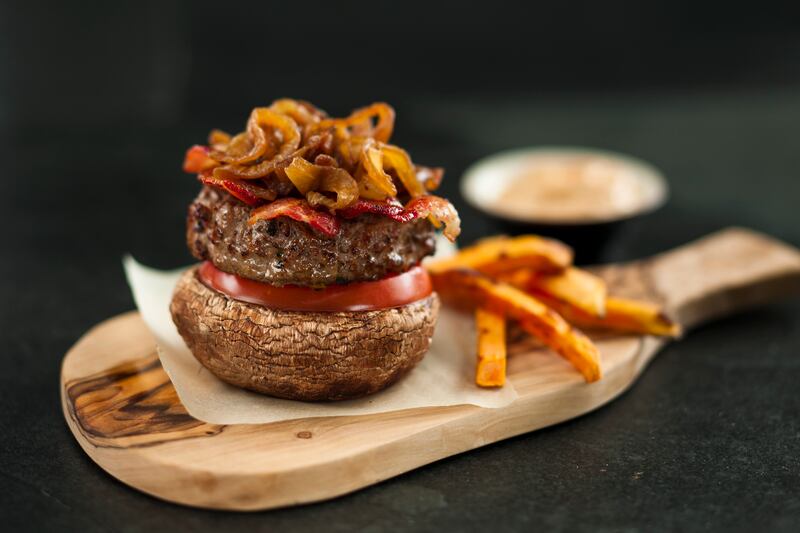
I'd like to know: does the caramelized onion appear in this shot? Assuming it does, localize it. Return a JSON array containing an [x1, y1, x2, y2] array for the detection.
[[210, 108, 301, 167], [252, 108, 301, 158], [332, 126, 365, 169], [314, 154, 338, 166], [283, 157, 319, 194], [358, 141, 397, 200], [269, 99, 325, 131], [211, 154, 298, 181], [284, 157, 358, 210], [306, 168, 358, 210], [318, 102, 395, 143], [211, 132, 251, 163], [184, 100, 454, 217], [207, 129, 231, 152], [213, 130, 332, 180], [381, 144, 425, 198], [210, 118, 264, 165]]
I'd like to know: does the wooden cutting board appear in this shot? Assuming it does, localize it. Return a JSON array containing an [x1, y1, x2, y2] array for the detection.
[[61, 228, 800, 511]]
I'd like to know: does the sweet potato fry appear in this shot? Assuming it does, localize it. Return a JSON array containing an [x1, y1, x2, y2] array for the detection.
[[500, 267, 607, 318], [475, 307, 507, 387], [538, 294, 682, 337], [425, 235, 573, 276], [432, 270, 601, 382]]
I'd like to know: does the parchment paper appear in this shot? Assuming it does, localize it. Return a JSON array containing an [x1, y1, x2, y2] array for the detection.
[[123, 240, 517, 425]]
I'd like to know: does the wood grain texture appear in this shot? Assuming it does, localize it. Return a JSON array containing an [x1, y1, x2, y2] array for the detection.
[[60, 228, 800, 510]]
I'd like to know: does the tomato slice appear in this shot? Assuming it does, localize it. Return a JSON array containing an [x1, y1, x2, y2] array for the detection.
[[197, 261, 433, 312]]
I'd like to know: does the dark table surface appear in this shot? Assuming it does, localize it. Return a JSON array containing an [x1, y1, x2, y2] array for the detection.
[[2, 88, 800, 532]]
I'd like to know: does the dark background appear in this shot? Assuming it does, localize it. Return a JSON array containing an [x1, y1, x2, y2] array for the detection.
[[2, 1, 800, 531]]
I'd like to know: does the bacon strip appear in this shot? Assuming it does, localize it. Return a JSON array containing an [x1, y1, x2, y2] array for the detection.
[[248, 198, 340, 238], [199, 173, 276, 207], [339, 196, 461, 241], [338, 198, 408, 220]]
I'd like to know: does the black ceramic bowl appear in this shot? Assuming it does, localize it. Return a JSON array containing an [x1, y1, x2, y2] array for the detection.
[[460, 147, 668, 264]]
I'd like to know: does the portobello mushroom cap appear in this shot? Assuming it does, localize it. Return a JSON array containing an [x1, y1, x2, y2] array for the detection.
[[169, 268, 440, 401]]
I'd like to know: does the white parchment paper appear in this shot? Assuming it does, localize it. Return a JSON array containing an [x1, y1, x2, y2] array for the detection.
[[123, 240, 517, 425]]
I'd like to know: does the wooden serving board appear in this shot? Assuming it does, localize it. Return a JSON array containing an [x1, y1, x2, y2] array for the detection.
[[61, 228, 800, 511]]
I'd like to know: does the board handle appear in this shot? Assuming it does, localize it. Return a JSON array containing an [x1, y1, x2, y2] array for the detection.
[[647, 227, 800, 329]]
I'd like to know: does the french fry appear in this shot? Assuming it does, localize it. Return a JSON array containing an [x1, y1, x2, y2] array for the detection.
[[475, 307, 507, 387], [502, 267, 607, 318], [538, 294, 682, 338], [432, 270, 601, 382], [425, 235, 573, 276]]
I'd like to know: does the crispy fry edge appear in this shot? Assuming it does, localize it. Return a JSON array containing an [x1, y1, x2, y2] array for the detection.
[[475, 307, 507, 387], [432, 270, 602, 383]]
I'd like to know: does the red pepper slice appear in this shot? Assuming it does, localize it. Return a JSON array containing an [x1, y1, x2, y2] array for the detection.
[[183, 145, 218, 173]]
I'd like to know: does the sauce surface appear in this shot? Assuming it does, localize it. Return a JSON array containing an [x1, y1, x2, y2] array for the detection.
[[491, 153, 658, 222]]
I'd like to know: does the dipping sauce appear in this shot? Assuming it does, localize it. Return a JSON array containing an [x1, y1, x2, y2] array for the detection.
[[462, 148, 667, 224]]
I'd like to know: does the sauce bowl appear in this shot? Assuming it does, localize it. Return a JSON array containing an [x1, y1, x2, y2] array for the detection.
[[461, 147, 668, 263]]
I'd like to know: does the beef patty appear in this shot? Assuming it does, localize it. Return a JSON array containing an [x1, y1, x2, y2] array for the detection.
[[187, 186, 437, 287]]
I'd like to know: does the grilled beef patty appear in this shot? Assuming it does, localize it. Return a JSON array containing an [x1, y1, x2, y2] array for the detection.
[[187, 186, 436, 287]]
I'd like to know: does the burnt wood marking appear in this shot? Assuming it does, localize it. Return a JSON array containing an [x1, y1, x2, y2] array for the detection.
[[66, 354, 223, 447]]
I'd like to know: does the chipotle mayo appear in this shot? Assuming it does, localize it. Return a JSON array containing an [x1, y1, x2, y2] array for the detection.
[[462, 149, 666, 224]]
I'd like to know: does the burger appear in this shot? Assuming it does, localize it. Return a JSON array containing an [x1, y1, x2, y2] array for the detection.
[[170, 100, 460, 401]]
